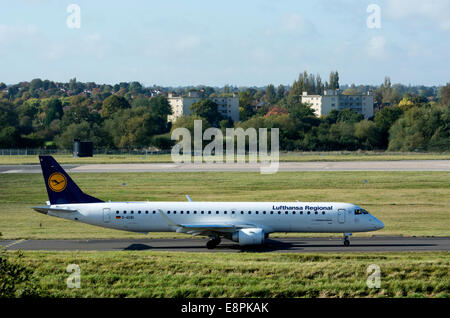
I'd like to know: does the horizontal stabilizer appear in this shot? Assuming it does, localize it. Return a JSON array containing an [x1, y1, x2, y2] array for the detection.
[[32, 205, 78, 215]]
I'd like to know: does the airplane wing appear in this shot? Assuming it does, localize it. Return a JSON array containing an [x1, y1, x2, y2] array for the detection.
[[32, 205, 78, 214], [158, 209, 253, 235]]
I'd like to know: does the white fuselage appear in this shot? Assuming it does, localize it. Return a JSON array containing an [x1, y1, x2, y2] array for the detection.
[[45, 201, 384, 235]]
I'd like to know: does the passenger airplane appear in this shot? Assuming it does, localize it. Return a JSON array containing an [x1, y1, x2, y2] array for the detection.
[[33, 156, 384, 248]]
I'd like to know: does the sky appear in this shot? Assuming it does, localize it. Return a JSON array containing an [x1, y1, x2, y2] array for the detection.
[[0, 0, 449, 87]]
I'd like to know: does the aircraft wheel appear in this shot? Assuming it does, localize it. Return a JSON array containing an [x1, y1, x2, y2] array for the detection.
[[206, 238, 220, 249], [344, 238, 350, 247]]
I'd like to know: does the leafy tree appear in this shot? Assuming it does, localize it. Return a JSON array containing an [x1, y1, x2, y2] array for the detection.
[[264, 84, 276, 104], [100, 95, 131, 118], [438, 83, 450, 106], [0, 126, 20, 148], [374, 106, 403, 148], [388, 104, 449, 151], [328, 71, 340, 90], [190, 99, 222, 126], [0, 249, 47, 297], [149, 95, 172, 119], [336, 109, 364, 124], [55, 121, 109, 149], [44, 98, 63, 127], [277, 85, 286, 101], [354, 120, 382, 149], [171, 115, 211, 140], [238, 91, 255, 121]]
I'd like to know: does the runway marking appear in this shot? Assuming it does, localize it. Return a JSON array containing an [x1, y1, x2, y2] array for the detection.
[[4, 239, 26, 249]]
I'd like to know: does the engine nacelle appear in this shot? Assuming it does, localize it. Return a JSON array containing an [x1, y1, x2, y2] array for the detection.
[[232, 228, 265, 246]]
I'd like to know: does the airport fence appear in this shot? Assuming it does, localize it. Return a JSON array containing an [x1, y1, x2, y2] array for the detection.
[[0, 148, 171, 156]]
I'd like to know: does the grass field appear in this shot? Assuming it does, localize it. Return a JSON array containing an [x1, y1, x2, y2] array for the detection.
[[0, 171, 449, 239], [5, 250, 449, 297], [0, 151, 449, 165]]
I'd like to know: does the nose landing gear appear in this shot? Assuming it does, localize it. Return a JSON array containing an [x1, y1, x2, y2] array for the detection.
[[343, 233, 352, 247]]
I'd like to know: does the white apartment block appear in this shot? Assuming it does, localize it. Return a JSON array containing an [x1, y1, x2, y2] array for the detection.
[[167, 90, 239, 122], [301, 89, 374, 119]]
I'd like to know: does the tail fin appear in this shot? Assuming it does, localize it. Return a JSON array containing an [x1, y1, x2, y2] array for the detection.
[[39, 156, 103, 205]]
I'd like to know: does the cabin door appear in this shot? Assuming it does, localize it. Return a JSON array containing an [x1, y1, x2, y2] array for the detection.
[[103, 208, 111, 223], [338, 209, 346, 224]]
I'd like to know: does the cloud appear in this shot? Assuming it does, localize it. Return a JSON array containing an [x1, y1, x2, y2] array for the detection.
[[281, 13, 316, 35], [0, 24, 38, 46], [386, 0, 450, 31], [366, 35, 387, 59]]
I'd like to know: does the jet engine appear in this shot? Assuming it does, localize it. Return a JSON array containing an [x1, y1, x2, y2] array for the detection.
[[232, 228, 265, 246]]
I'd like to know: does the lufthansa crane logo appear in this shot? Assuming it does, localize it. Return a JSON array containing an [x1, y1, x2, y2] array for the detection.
[[48, 172, 67, 192]]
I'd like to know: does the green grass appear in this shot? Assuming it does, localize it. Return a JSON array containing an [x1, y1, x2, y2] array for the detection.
[[0, 151, 449, 165], [5, 251, 449, 297], [0, 171, 449, 239]]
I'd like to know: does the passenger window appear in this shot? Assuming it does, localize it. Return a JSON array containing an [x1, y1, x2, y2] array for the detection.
[[116, 211, 119, 214], [187, 211, 190, 214], [167, 211, 171, 214], [123, 211, 127, 214], [278, 211, 281, 215]]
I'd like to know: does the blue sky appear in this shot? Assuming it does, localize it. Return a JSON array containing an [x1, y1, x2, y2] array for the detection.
[[0, 0, 449, 87]]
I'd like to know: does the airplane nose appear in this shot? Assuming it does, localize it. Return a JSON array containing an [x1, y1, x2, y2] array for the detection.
[[375, 218, 384, 230]]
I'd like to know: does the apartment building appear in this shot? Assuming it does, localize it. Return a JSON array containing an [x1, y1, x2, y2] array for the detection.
[[167, 90, 239, 122], [301, 89, 374, 119]]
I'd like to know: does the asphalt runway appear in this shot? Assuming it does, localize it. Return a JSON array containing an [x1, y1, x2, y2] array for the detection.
[[1, 160, 449, 173], [1, 237, 449, 253]]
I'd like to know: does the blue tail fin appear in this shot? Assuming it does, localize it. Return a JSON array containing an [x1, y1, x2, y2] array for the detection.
[[39, 156, 103, 205]]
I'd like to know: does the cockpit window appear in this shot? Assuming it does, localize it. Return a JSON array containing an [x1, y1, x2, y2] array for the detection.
[[355, 208, 369, 215]]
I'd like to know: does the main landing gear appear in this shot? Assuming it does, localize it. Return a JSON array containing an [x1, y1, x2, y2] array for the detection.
[[343, 233, 352, 247], [206, 236, 221, 249]]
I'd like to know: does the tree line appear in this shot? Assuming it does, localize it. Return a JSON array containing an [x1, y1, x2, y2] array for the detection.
[[0, 73, 449, 152]]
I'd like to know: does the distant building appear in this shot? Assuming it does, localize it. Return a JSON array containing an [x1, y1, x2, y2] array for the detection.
[[301, 89, 374, 119], [167, 90, 239, 122]]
